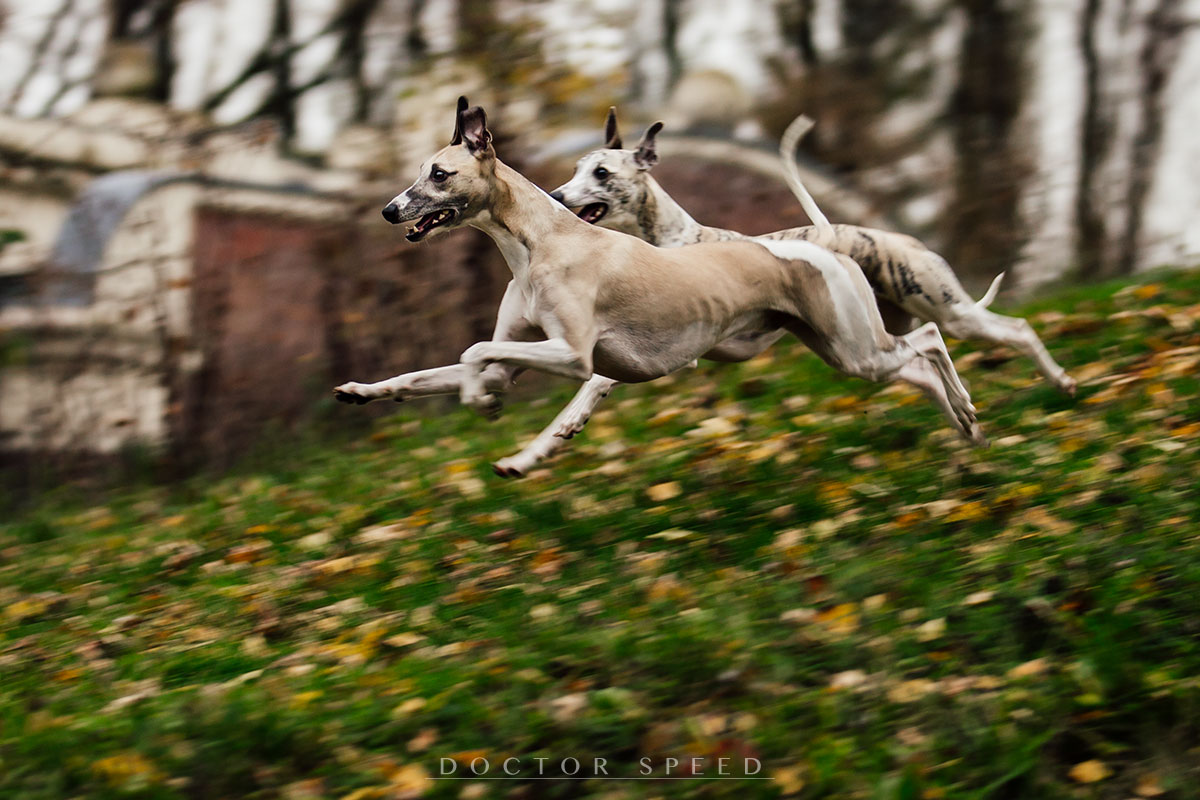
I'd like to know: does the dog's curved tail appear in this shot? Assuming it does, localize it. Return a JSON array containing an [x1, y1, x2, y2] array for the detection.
[[780, 114, 833, 233], [976, 272, 1005, 308]]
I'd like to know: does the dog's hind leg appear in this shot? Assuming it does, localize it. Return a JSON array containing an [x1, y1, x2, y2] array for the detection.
[[939, 305, 1076, 395], [894, 357, 983, 443], [899, 324, 986, 445]]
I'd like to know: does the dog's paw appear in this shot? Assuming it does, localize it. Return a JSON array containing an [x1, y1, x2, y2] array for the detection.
[[1058, 374, 1078, 397], [333, 383, 371, 405], [965, 420, 989, 449], [492, 457, 527, 479]]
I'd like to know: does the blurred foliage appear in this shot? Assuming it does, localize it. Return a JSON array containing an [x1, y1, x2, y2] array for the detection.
[[2, 269, 1200, 798]]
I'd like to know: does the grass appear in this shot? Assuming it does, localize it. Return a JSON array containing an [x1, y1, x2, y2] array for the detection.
[[2, 268, 1200, 799]]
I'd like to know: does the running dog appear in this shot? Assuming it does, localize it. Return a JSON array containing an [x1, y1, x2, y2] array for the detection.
[[333, 98, 985, 476], [551, 109, 1076, 391]]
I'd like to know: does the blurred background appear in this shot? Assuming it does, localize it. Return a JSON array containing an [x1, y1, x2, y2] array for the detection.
[[1, 0, 1198, 466]]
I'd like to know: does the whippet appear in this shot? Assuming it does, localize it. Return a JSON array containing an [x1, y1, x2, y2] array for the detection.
[[540, 112, 1076, 452], [333, 98, 985, 476]]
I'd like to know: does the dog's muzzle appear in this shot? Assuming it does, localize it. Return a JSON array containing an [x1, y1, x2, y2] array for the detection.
[[382, 203, 400, 224], [549, 190, 565, 204]]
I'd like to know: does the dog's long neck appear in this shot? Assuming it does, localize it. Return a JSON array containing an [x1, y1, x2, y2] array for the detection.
[[471, 160, 580, 285], [639, 175, 707, 246]]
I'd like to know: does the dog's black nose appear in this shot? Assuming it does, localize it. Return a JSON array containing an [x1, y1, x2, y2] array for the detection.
[[549, 191, 565, 205], [382, 203, 400, 224]]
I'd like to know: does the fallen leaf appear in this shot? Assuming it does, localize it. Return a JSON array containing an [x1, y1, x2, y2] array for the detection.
[[964, 590, 995, 606], [1135, 772, 1166, 797], [815, 603, 859, 636], [772, 765, 805, 795], [646, 482, 682, 502], [1068, 759, 1111, 783], [888, 679, 936, 703], [407, 728, 438, 753], [1008, 658, 1049, 680], [916, 618, 946, 642]]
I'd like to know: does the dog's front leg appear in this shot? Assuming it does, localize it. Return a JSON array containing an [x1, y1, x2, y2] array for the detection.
[[334, 281, 535, 406], [492, 375, 618, 477], [459, 338, 592, 416], [334, 364, 502, 404]]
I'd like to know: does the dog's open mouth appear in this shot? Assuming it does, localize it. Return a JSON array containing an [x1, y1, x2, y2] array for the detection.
[[575, 203, 608, 224], [405, 208, 457, 242]]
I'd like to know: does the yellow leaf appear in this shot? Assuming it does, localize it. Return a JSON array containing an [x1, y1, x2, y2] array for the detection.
[[92, 752, 162, 785], [815, 603, 860, 636], [290, 691, 322, 710], [646, 482, 682, 502], [6, 598, 48, 622], [772, 765, 806, 795], [888, 679, 936, 703], [393, 698, 427, 716], [530, 604, 557, 621], [964, 590, 995, 606], [916, 618, 946, 642], [383, 632, 426, 649], [1007, 658, 1049, 679], [1068, 759, 1111, 783], [1133, 283, 1162, 300], [388, 762, 431, 797], [338, 788, 387, 800]]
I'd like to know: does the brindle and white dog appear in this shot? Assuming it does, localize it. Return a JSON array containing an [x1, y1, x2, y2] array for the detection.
[[334, 98, 986, 476], [556, 111, 1075, 399], [520, 110, 1076, 473]]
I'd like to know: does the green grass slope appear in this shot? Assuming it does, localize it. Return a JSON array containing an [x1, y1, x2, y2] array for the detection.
[[3, 269, 1200, 799]]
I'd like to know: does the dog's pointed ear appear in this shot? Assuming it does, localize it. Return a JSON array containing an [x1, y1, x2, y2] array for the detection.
[[633, 121, 663, 169], [604, 107, 622, 149], [450, 96, 469, 145], [460, 104, 493, 157]]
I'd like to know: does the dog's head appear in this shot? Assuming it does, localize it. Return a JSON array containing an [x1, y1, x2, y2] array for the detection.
[[382, 97, 497, 241], [549, 108, 662, 235]]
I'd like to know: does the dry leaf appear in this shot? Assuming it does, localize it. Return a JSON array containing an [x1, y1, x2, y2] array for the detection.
[[1135, 772, 1165, 797], [1007, 658, 1049, 679], [772, 765, 806, 795], [829, 670, 867, 690], [815, 603, 860, 636], [916, 618, 946, 642], [530, 604, 557, 621], [1068, 759, 1111, 783], [888, 679, 936, 703], [646, 482, 682, 502], [407, 728, 438, 753]]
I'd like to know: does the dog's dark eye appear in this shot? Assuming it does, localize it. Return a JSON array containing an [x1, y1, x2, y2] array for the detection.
[[593, 166, 610, 180], [431, 168, 448, 183]]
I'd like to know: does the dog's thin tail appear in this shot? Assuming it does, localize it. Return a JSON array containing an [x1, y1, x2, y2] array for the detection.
[[976, 272, 1005, 308], [780, 114, 833, 233]]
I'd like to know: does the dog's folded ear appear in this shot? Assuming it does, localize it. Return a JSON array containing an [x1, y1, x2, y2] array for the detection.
[[633, 121, 663, 169], [450, 96, 469, 145], [460, 104, 494, 157], [604, 107, 622, 149]]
